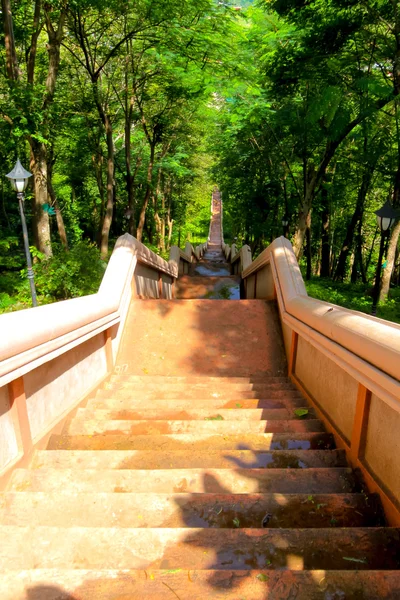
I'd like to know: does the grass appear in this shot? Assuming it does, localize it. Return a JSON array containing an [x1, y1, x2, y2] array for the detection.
[[305, 278, 400, 325]]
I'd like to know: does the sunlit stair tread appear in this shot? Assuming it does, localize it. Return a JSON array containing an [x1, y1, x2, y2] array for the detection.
[[87, 396, 308, 410], [103, 380, 297, 391], [74, 407, 315, 421], [109, 374, 293, 384], [64, 418, 326, 436], [0, 492, 383, 528], [30, 448, 347, 470], [8, 467, 356, 494], [1, 569, 399, 600], [1, 527, 399, 570], [95, 388, 303, 400], [47, 431, 335, 451]]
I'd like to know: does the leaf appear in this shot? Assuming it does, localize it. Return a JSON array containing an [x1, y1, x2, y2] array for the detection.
[[204, 414, 224, 420], [256, 573, 269, 582], [163, 569, 182, 573], [233, 517, 240, 527], [343, 557, 367, 564], [294, 408, 309, 419], [235, 403, 242, 408]]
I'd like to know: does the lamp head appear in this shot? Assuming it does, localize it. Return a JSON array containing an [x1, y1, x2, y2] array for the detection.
[[375, 200, 399, 233], [6, 159, 32, 193]]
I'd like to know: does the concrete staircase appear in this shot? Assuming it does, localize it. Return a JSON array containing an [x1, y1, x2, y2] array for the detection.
[[1, 192, 399, 598], [1, 372, 400, 598]]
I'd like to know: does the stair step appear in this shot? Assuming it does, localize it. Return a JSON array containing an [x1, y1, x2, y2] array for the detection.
[[87, 396, 307, 410], [75, 407, 315, 421], [0, 492, 382, 528], [96, 388, 303, 400], [0, 527, 399, 570], [31, 449, 347, 470], [64, 418, 325, 436], [47, 432, 335, 451], [106, 380, 297, 391], [110, 374, 292, 384], [8, 468, 356, 494], [1, 569, 399, 600]]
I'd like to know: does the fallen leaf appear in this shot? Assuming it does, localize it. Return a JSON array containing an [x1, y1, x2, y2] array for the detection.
[[294, 408, 309, 419], [343, 557, 367, 564], [256, 573, 269, 582]]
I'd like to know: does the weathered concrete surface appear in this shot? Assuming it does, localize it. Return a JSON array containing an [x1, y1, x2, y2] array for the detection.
[[1, 569, 399, 600], [118, 300, 287, 377], [1, 527, 399, 570], [8, 467, 356, 494], [47, 431, 335, 451], [0, 491, 382, 528], [30, 448, 345, 469]]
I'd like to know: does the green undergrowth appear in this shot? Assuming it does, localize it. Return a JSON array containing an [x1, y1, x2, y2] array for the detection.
[[305, 278, 400, 325], [0, 241, 106, 314]]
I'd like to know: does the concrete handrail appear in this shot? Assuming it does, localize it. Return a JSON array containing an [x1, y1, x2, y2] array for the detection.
[[0, 234, 176, 388], [242, 238, 400, 387], [0, 233, 182, 481], [240, 236, 400, 524]]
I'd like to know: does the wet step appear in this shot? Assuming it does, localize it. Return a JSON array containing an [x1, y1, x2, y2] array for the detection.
[[2, 569, 399, 600], [176, 275, 240, 299], [31, 449, 346, 470], [47, 432, 335, 451], [1, 527, 399, 570], [8, 468, 356, 494], [75, 407, 316, 421], [87, 397, 308, 410], [193, 263, 231, 277], [0, 492, 383, 528], [64, 418, 325, 436]]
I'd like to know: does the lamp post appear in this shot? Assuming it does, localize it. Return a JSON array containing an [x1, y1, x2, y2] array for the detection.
[[6, 159, 38, 307], [282, 216, 289, 238], [371, 200, 398, 316]]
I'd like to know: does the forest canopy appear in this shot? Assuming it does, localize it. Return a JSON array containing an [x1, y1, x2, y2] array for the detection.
[[1, 0, 399, 321]]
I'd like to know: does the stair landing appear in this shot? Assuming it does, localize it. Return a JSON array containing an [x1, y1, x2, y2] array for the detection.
[[118, 299, 287, 377]]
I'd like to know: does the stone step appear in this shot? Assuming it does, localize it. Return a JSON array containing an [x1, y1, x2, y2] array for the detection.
[[96, 388, 303, 400], [105, 380, 297, 392], [0, 527, 399, 570], [64, 418, 325, 436], [31, 449, 347, 470], [8, 468, 356, 494], [0, 492, 383, 528], [47, 431, 335, 451], [75, 407, 315, 421], [87, 396, 307, 410], [175, 275, 241, 300], [110, 374, 292, 384], [1, 569, 399, 600]]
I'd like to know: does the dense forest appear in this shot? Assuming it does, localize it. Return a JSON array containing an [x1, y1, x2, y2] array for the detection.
[[0, 0, 399, 322]]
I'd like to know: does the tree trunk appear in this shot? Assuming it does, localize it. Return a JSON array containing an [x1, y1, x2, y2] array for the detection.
[[100, 113, 114, 259], [334, 167, 373, 281], [320, 185, 330, 277], [1, 0, 19, 80], [380, 129, 400, 301], [136, 143, 155, 243], [30, 139, 52, 257], [47, 147, 68, 249], [305, 225, 312, 280]]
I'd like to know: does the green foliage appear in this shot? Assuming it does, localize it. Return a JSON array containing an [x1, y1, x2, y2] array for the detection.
[[32, 241, 106, 301], [305, 278, 400, 324], [0, 241, 105, 313]]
